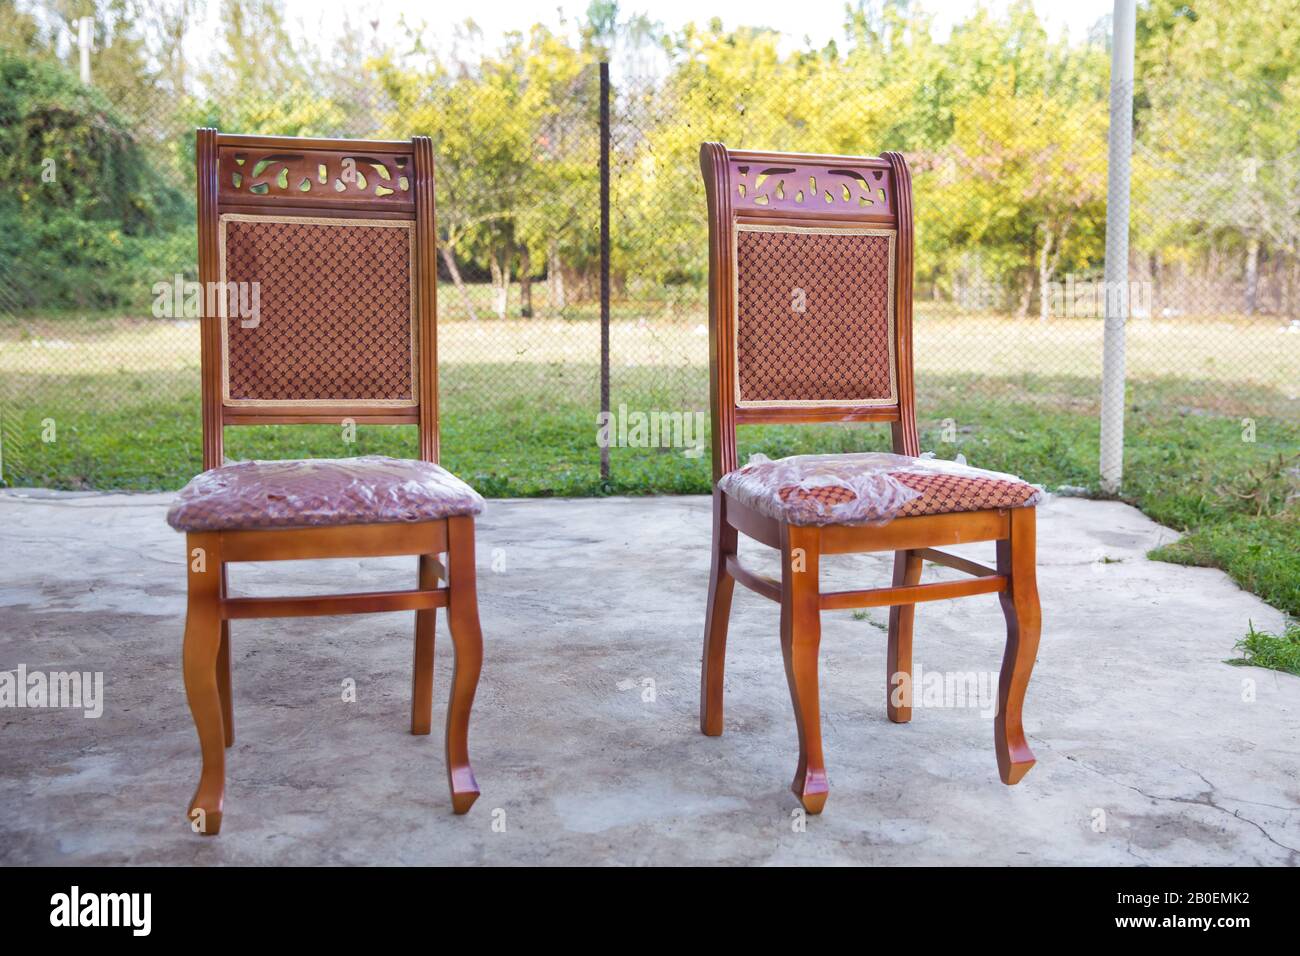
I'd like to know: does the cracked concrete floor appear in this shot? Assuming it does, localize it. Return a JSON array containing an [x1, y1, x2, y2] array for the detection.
[[0, 490, 1296, 865]]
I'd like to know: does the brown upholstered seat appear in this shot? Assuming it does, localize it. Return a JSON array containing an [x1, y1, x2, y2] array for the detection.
[[773, 471, 1039, 519], [889, 471, 1039, 517], [167, 455, 484, 532], [719, 453, 1040, 526]]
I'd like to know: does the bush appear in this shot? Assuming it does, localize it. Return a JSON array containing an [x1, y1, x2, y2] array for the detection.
[[0, 54, 190, 311]]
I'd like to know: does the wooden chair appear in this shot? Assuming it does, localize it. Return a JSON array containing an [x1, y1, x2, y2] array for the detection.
[[698, 144, 1042, 813], [168, 129, 483, 835]]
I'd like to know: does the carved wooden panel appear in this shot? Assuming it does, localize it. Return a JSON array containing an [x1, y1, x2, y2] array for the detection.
[[730, 160, 893, 216], [218, 147, 415, 209]]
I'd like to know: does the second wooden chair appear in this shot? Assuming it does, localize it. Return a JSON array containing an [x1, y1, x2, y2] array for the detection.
[[698, 143, 1043, 813]]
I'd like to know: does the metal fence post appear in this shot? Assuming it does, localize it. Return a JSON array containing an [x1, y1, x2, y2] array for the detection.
[[1100, 0, 1135, 493], [599, 61, 611, 485], [78, 17, 93, 85]]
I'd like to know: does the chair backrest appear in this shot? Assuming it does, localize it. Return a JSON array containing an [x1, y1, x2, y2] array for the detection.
[[194, 129, 439, 470], [699, 143, 918, 481]]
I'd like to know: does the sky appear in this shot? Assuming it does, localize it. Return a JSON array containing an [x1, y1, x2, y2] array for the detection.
[[202, 0, 1117, 67]]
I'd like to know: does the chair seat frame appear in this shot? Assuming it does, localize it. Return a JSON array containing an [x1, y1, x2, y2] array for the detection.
[[698, 143, 1041, 813]]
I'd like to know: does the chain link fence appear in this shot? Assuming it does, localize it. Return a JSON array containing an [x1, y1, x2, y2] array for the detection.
[[1, 45, 1296, 512], [609, 68, 1298, 497]]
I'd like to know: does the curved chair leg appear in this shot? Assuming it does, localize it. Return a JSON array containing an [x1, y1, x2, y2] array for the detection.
[[445, 517, 482, 814], [780, 524, 828, 814], [995, 507, 1041, 784], [411, 553, 439, 735], [217, 620, 234, 747], [184, 533, 226, 835], [886, 549, 923, 723], [217, 565, 234, 747], [701, 487, 738, 736]]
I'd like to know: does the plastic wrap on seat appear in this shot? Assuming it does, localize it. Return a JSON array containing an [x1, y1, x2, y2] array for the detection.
[[167, 455, 484, 532], [718, 452, 1042, 527]]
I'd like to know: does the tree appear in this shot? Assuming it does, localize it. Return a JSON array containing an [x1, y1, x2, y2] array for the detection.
[[0, 53, 185, 308], [1135, 0, 1300, 316], [0, 0, 46, 56], [372, 22, 599, 320]]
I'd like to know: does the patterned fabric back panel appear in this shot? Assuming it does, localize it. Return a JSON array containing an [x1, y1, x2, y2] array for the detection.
[[734, 226, 895, 406], [221, 216, 415, 403]]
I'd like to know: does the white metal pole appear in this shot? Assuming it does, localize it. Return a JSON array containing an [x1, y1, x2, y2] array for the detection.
[[78, 17, 92, 85], [1100, 0, 1135, 493]]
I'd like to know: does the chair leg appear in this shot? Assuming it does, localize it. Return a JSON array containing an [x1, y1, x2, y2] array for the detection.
[[445, 517, 482, 814], [411, 553, 439, 735], [701, 487, 738, 736], [217, 622, 234, 747], [780, 523, 828, 814], [995, 507, 1041, 784], [886, 549, 923, 723], [183, 533, 226, 835], [218, 566, 233, 747]]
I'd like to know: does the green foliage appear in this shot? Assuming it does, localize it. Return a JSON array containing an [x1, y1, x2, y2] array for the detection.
[[370, 25, 600, 299], [1135, 0, 1300, 267], [0, 0, 43, 56], [1224, 621, 1300, 677], [190, 93, 350, 140], [0, 53, 189, 310], [615, 4, 1114, 304], [1150, 514, 1299, 620], [8, 344, 1296, 617], [0, 54, 181, 229], [3, 2, 1297, 315], [1134, 417, 1299, 616]]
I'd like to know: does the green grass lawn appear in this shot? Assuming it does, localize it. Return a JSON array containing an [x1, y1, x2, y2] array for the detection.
[[4, 361, 1296, 621], [1226, 621, 1300, 677], [2, 313, 1297, 646]]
